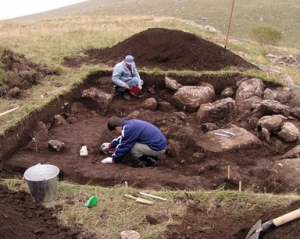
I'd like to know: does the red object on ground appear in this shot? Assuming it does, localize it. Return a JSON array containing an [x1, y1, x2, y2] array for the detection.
[[130, 85, 140, 96]]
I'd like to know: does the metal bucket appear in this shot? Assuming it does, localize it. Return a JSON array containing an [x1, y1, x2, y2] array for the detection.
[[24, 163, 59, 204]]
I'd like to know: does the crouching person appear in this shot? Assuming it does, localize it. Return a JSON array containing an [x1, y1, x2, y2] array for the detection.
[[101, 116, 167, 167]]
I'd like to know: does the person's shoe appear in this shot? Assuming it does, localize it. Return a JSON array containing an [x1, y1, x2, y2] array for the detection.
[[138, 161, 148, 168], [144, 156, 157, 167], [122, 92, 131, 100]]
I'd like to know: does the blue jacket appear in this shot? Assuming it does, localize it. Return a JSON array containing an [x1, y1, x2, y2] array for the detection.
[[112, 61, 142, 87], [110, 119, 167, 162]]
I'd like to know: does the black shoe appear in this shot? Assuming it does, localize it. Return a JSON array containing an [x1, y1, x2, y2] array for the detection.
[[145, 157, 157, 166], [122, 92, 131, 100], [137, 157, 157, 167], [138, 161, 148, 168]]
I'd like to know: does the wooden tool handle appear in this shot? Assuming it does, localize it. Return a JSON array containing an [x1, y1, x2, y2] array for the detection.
[[140, 192, 167, 201], [124, 194, 137, 200], [124, 194, 153, 205], [0, 107, 19, 117], [273, 208, 300, 227]]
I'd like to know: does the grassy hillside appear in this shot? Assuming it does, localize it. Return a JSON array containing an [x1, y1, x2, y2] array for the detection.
[[15, 0, 300, 49]]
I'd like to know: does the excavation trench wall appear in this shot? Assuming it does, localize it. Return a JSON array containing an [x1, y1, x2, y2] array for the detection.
[[0, 70, 257, 168]]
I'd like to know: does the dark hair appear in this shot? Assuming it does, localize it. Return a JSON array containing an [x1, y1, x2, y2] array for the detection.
[[107, 117, 124, 131]]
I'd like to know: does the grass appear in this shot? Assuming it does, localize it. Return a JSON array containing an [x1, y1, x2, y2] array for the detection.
[[2, 178, 300, 238], [1, 8, 300, 238], [59, 0, 300, 49]]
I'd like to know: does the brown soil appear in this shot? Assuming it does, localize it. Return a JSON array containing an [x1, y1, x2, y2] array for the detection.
[[0, 183, 93, 238], [63, 28, 257, 71], [1, 28, 300, 239]]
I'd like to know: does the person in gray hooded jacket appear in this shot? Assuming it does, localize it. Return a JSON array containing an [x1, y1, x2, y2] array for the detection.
[[112, 55, 143, 100]]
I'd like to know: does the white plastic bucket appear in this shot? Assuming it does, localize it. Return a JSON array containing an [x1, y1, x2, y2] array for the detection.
[[24, 163, 59, 204]]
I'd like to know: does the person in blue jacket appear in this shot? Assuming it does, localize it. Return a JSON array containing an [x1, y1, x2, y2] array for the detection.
[[112, 55, 143, 100], [101, 117, 167, 167]]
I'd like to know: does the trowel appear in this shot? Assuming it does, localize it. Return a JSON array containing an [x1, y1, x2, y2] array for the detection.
[[245, 208, 300, 239]]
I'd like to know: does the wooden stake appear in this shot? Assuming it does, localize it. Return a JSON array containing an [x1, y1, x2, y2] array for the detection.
[[228, 165, 230, 180], [124, 194, 153, 205], [140, 192, 167, 201], [0, 107, 19, 117], [239, 181, 242, 192], [224, 0, 235, 49]]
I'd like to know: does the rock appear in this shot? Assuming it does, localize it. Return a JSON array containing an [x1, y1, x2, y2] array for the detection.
[[197, 127, 261, 152], [166, 139, 181, 157], [291, 107, 300, 120], [236, 95, 262, 111], [165, 76, 183, 91], [33, 121, 49, 141], [257, 115, 286, 132], [260, 100, 291, 117], [281, 145, 300, 159], [157, 101, 175, 111], [201, 123, 218, 132], [120, 230, 141, 239], [288, 91, 300, 107], [221, 87, 234, 98], [53, 114, 67, 125], [79, 145, 88, 156], [235, 78, 265, 102], [278, 122, 300, 143], [173, 112, 187, 121], [142, 97, 157, 110], [48, 140, 65, 152], [264, 88, 277, 101], [261, 127, 271, 142], [81, 87, 113, 115], [125, 111, 140, 120], [172, 85, 215, 112], [197, 97, 237, 124]]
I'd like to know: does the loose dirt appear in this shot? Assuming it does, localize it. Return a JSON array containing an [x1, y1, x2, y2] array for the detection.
[[1, 28, 300, 239]]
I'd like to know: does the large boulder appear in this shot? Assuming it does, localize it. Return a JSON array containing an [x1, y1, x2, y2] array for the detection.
[[278, 122, 300, 143], [263, 87, 292, 104], [197, 97, 237, 124], [235, 78, 265, 110], [172, 84, 215, 112], [255, 100, 291, 117], [81, 87, 113, 115], [196, 127, 261, 152], [257, 115, 286, 132]]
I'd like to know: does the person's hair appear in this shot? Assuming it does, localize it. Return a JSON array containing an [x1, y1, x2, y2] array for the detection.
[[107, 117, 124, 131]]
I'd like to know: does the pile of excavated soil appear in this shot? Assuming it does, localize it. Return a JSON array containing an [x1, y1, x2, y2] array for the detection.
[[63, 28, 258, 71]]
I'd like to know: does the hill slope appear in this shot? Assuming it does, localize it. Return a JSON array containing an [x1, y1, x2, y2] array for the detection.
[[14, 0, 300, 49]]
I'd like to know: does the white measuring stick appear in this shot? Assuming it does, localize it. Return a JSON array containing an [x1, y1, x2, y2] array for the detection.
[[221, 130, 235, 136], [214, 133, 231, 137], [140, 192, 167, 201]]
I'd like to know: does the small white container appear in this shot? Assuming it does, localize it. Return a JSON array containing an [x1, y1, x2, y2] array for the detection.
[[80, 145, 88, 156]]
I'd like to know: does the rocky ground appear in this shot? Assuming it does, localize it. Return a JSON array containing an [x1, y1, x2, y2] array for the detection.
[[1, 28, 300, 239]]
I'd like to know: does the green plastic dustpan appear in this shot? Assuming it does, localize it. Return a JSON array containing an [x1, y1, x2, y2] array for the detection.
[[85, 196, 98, 207]]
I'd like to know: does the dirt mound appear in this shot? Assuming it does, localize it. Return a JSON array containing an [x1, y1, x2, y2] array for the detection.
[[63, 28, 258, 71], [0, 184, 91, 239], [0, 49, 61, 99], [164, 199, 300, 239]]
